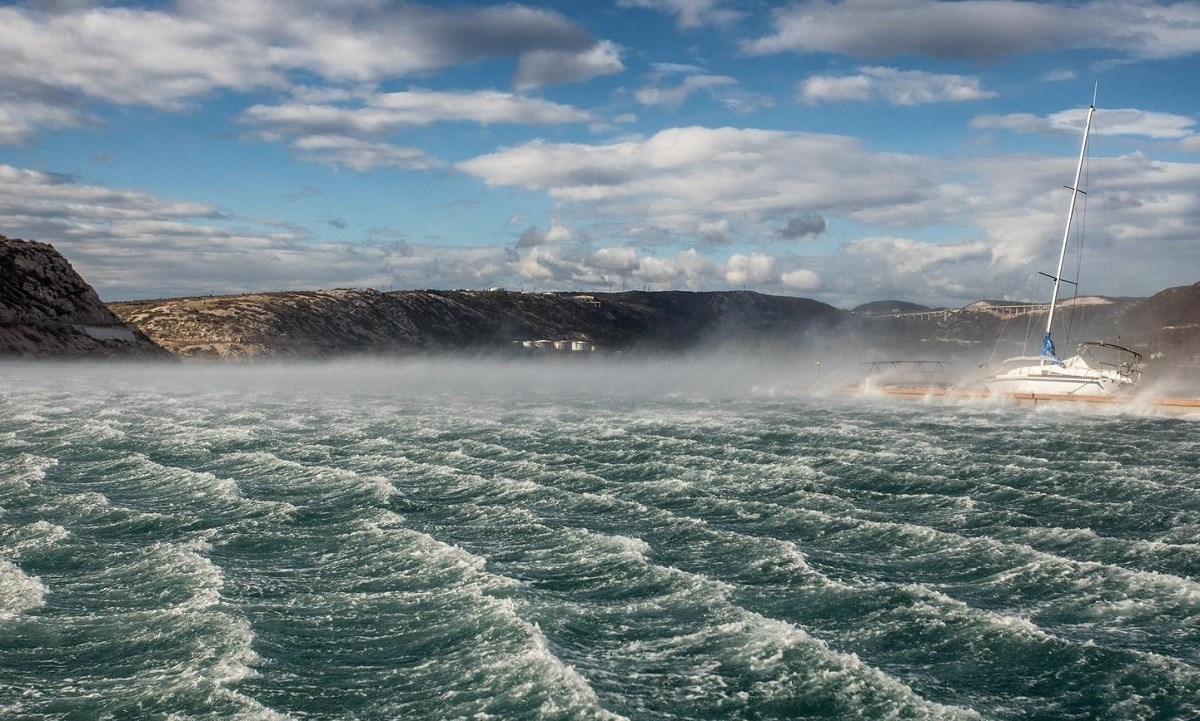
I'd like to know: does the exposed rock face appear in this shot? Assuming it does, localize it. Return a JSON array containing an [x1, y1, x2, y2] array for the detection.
[[1119, 282, 1200, 357], [109, 289, 850, 360], [0, 236, 167, 358]]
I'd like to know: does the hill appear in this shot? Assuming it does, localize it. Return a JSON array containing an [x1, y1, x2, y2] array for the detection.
[[108, 288, 850, 360]]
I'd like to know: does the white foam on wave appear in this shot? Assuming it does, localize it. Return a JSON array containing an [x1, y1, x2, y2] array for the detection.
[[355, 521, 628, 719], [101, 537, 293, 719], [735, 613, 981, 720], [223, 450, 399, 503], [618, 601, 980, 720], [144, 536, 227, 613], [130, 452, 242, 503], [2, 453, 59, 492], [4, 519, 71, 557], [493, 617, 631, 721], [0, 558, 47, 619]]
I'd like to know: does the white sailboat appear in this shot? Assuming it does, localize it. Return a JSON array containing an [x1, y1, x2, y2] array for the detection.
[[985, 94, 1142, 398]]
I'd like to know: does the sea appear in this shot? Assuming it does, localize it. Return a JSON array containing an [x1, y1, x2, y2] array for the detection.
[[1, 357, 1198, 721]]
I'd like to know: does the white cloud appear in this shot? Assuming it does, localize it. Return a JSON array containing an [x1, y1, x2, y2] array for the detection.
[[247, 90, 590, 134], [747, 0, 1200, 60], [632, 248, 719, 286], [1041, 68, 1076, 82], [637, 74, 738, 108], [697, 218, 730, 244], [588, 246, 639, 272], [0, 1, 616, 126], [0, 98, 89, 145], [0, 6, 281, 109], [288, 135, 443, 172], [516, 221, 572, 248], [725, 252, 779, 285], [972, 108, 1198, 140], [546, 221, 573, 243], [617, 0, 742, 28], [457, 126, 939, 228], [516, 247, 560, 280], [515, 40, 625, 90], [241, 89, 590, 171], [799, 67, 995, 105], [781, 268, 821, 291], [845, 236, 989, 276], [177, 0, 598, 83], [797, 75, 873, 104]]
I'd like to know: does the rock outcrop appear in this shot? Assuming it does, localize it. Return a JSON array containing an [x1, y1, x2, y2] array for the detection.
[[0, 236, 167, 358]]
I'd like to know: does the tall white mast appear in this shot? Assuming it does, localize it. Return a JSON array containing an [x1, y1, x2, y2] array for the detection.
[[1043, 91, 1096, 353]]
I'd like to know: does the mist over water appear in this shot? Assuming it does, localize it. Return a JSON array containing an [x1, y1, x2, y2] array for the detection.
[[2, 357, 1198, 720]]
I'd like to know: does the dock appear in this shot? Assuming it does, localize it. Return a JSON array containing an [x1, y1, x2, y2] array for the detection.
[[846, 384, 1200, 414]]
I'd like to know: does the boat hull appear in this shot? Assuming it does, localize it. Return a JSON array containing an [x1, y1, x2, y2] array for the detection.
[[984, 372, 1130, 397]]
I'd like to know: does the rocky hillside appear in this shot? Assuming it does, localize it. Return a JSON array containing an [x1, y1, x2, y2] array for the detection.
[[856, 292, 1200, 370], [109, 288, 850, 360], [1118, 282, 1200, 352], [107, 281, 1200, 364], [0, 236, 166, 358]]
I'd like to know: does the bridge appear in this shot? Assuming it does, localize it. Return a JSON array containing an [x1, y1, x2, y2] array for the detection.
[[887, 303, 1052, 322]]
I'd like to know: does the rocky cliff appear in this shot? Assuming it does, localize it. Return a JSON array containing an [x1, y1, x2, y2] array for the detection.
[[0, 236, 167, 358]]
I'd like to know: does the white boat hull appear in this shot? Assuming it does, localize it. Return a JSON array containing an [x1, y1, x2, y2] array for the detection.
[[986, 371, 1128, 397], [984, 351, 1138, 398]]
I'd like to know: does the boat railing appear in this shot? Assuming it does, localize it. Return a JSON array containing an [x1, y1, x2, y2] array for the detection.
[[861, 360, 953, 387], [1075, 342, 1142, 382]]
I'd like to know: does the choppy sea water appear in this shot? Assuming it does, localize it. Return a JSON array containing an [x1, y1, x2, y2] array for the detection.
[[2, 358, 1198, 721]]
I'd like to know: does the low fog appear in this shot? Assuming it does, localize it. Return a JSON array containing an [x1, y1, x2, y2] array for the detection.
[[1, 352, 838, 402], [4, 333, 1198, 411]]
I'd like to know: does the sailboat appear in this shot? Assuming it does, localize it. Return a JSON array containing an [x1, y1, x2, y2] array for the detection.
[[985, 93, 1142, 398]]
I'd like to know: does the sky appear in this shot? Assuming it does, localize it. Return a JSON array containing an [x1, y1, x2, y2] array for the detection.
[[0, 0, 1198, 308]]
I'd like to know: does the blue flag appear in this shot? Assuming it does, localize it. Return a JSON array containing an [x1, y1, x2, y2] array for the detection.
[[1041, 332, 1060, 362]]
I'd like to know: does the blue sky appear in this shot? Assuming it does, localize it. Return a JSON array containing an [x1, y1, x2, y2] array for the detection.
[[0, 0, 1198, 307]]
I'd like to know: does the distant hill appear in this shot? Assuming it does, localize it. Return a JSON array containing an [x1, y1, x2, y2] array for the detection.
[[851, 300, 933, 316], [109, 289, 850, 360], [1117, 282, 1200, 364], [0, 236, 167, 358]]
